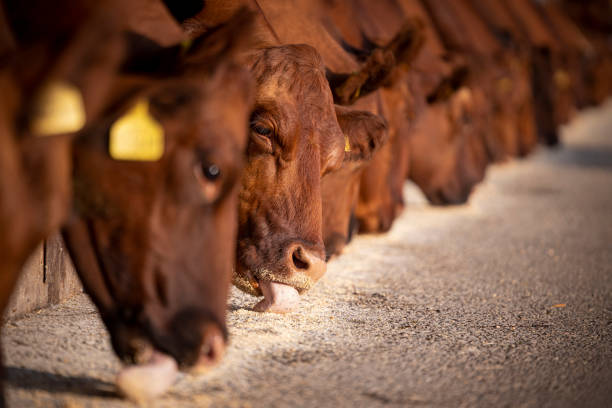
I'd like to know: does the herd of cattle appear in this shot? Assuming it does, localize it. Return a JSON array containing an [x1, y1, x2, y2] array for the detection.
[[0, 0, 610, 403]]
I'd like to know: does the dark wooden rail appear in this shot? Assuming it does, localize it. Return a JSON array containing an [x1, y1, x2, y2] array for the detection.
[[4, 234, 82, 320]]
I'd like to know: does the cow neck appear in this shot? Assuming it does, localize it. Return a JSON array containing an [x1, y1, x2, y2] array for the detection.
[[61, 220, 116, 314], [503, 0, 559, 51], [249, 0, 361, 74], [250, 0, 281, 45], [469, 0, 524, 42], [542, 3, 592, 54]]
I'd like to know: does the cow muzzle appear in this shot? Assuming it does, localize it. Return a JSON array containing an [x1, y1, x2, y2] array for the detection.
[[115, 321, 226, 402], [252, 244, 326, 313], [190, 323, 226, 374]]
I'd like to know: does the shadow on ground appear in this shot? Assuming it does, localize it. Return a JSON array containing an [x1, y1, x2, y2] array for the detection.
[[5, 366, 118, 399], [553, 146, 612, 169]]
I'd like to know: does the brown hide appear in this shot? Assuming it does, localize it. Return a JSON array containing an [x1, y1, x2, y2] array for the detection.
[[421, 0, 501, 56], [503, 0, 560, 50], [0, 0, 127, 316], [468, 0, 526, 44], [0, 3, 14, 56], [559, 0, 612, 34], [540, 2, 595, 108], [0, 1, 128, 403], [124, 0, 187, 46], [559, 0, 612, 104]]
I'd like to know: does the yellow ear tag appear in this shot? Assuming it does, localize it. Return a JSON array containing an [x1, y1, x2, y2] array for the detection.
[[30, 81, 86, 136], [496, 77, 512, 95], [180, 38, 193, 54], [554, 70, 571, 90], [109, 99, 164, 161], [344, 135, 351, 152]]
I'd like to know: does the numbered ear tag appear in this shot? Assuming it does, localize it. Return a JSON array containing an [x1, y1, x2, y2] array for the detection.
[[344, 135, 351, 152], [30, 81, 86, 136], [109, 99, 164, 161]]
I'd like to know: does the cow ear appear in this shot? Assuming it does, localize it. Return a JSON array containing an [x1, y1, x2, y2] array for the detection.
[[426, 65, 471, 104], [121, 8, 255, 77], [327, 49, 395, 105], [19, 2, 127, 135], [180, 7, 255, 74], [335, 105, 388, 163], [385, 18, 426, 68], [448, 87, 474, 123], [326, 18, 425, 106]]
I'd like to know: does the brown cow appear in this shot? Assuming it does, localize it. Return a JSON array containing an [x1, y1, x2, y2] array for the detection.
[[1, 1, 255, 401], [182, 0, 394, 312], [234, 43, 356, 313], [71, 11, 253, 365]]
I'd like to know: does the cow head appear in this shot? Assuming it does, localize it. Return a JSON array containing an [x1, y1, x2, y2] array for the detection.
[[322, 103, 388, 259], [354, 79, 417, 234], [61, 12, 254, 372], [233, 44, 350, 311], [474, 54, 537, 162], [408, 87, 489, 205]]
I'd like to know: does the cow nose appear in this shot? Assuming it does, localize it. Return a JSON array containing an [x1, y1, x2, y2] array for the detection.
[[191, 323, 225, 374], [287, 244, 326, 283]]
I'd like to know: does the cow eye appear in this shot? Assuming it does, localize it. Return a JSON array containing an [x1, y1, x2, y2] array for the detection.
[[203, 163, 221, 180], [249, 119, 274, 153], [194, 161, 222, 203], [252, 124, 272, 137]]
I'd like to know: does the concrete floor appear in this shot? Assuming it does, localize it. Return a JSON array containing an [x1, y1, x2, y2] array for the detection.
[[3, 101, 612, 407]]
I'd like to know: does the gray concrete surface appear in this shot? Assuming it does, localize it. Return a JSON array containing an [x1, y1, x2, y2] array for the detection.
[[3, 101, 612, 407]]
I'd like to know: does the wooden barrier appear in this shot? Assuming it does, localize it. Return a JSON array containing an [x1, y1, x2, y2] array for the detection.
[[4, 234, 82, 320]]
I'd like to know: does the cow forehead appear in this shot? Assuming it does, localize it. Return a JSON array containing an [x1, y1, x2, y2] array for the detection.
[[254, 67, 338, 139], [250, 45, 330, 99]]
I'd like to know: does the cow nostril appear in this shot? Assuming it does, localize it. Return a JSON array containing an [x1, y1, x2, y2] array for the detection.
[[291, 248, 310, 270], [191, 324, 225, 374]]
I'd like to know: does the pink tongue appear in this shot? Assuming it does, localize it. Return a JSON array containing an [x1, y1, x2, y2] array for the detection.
[[253, 281, 301, 313], [116, 350, 178, 403]]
